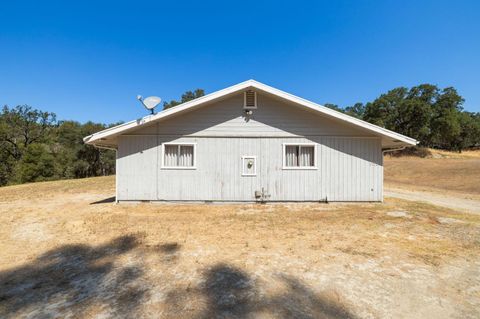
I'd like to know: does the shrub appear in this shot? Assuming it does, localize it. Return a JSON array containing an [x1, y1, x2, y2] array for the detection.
[[388, 146, 432, 158]]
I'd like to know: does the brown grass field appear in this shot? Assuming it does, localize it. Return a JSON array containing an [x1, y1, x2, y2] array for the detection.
[[0, 151, 479, 318], [384, 149, 480, 200]]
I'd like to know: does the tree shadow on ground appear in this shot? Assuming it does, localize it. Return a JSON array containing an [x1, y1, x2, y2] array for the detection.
[[143, 242, 182, 264], [201, 264, 255, 318], [266, 274, 356, 319], [0, 235, 148, 319], [167, 263, 357, 319], [1, 238, 356, 318], [157, 242, 181, 254]]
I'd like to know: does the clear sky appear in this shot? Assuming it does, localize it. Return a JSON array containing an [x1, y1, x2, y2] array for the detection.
[[1, 1, 479, 123]]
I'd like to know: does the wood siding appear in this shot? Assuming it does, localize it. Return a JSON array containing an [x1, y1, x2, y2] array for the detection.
[[133, 93, 376, 138], [116, 92, 383, 202], [117, 136, 383, 202]]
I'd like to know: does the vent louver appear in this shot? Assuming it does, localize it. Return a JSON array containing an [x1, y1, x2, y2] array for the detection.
[[244, 90, 257, 109]]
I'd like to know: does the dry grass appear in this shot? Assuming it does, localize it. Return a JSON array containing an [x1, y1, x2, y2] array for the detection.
[[430, 148, 480, 159], [384, 149, 480, 199], [1, 176, 480, 318]]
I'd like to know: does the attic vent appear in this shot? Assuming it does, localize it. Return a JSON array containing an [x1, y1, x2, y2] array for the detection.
[[244, 90, 257, 109]]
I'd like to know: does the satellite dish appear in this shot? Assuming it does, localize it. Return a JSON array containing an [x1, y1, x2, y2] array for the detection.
[[137, 95, 162, 114]]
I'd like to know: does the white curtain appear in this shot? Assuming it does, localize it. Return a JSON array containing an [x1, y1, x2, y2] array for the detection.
[[285, 145, 314, 167], [299, 146, 314, 167], [285, 145, 298, 167], [164, 145, 178, 166], [179, 145, 194, 167], [164, 145, 194, 167]]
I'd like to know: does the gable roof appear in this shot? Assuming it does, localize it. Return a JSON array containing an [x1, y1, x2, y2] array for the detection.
[[83, 79, 418, 149]]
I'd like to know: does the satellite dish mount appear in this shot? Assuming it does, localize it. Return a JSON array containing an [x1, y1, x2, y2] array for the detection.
[[137, 95, 162, 114]]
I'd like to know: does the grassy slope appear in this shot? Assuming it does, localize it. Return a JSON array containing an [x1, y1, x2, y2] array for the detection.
[[384, 149, 480, 199]]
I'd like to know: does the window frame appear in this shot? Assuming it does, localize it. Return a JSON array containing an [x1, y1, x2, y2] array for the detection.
[[241, 155, 257, 176], [161, 142, 197, 170], [282, 143, 317, 170]]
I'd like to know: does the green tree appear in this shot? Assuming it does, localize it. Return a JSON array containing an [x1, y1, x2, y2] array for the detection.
[[363, 85, 435, 145], [163, 89, 205, 110], [53, 121, 83, 179], [344, 103, 365, 119], [456, 112, 480, 150], [323, 103, 344, 113], [77, 121, 116, 177], [57, 121, 117, 178], [17, 143, 55, 183], [363, 87, 409, 128], [0, 105, 56, 185], [0, 150, 13, 186], [361, 84, 471, 151], [429, 87, 465, 150], [0, 105, 56, 160]]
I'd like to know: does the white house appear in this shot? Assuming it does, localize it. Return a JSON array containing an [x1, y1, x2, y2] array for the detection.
[[84, 80, 417, 202]]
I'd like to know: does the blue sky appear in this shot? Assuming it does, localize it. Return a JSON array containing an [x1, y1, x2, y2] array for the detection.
[[1, 1, 479, 123]]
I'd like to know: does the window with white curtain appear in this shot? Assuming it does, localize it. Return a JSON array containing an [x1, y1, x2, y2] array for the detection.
[[162, 144, 195, 168], [283, 144, 316, 169]]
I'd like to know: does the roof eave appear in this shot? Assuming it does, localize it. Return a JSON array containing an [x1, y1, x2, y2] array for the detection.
[[83, 79, 418, 147]]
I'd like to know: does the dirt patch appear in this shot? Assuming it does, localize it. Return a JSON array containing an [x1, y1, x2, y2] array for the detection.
[[0, 177, 479, 318], [385, 188, 480, 214], [437, 217, 465, 224], [11, 220, 53, 242], [386, 210, 412, 218]]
